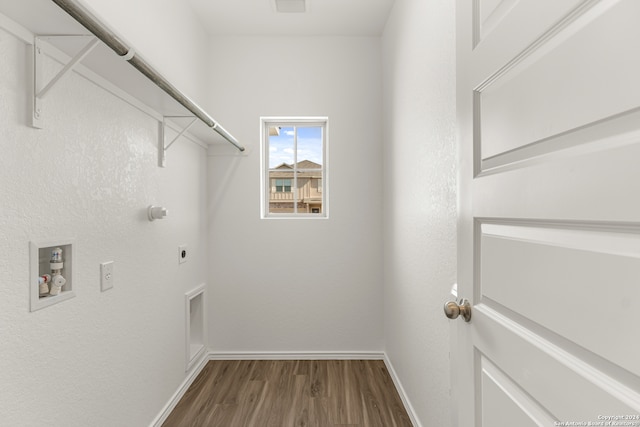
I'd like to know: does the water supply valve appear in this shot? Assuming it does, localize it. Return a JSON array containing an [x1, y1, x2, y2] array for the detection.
[[38, 274, 51, 296], [48, 247, 66, 296]]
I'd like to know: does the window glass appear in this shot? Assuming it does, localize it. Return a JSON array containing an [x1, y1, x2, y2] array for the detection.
[[262, 118, 327, 218]]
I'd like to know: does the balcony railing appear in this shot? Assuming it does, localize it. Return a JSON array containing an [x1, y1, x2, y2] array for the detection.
[[270, 192, 295, 201]]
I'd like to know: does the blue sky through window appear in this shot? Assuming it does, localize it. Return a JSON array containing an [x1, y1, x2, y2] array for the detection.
[[269, 126, 322, 168]]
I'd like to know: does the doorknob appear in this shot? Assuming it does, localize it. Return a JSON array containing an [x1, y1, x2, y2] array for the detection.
[[443, 298, 471, 322]]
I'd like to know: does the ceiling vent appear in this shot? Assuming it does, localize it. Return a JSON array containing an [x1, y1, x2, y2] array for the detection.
[[274, 0, 307, 13]]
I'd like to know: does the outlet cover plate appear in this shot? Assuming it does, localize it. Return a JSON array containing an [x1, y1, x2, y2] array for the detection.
[[178, 245, 188, 264], [100, 261, 114, 291]]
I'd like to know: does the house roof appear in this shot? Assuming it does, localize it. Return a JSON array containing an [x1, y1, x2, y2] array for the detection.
[[273, 160, 321, 170], [274, 163, 293, 170], [270, 160, 322, 178], [297, 160, 322, 169]]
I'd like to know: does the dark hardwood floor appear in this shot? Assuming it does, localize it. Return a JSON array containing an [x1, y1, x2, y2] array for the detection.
[[162, 359, 413, 427]]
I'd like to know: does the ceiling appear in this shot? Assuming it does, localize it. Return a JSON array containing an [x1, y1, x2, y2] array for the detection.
[[186, 0, 396, 36]]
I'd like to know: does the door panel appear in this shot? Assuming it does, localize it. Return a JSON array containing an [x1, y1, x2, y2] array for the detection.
[[476, 0, 517, 44], [456, 0, 640, 425], [481, 355, 556, 426], [475, 139, 640, 220], [480, 222, 640, 377], [478, 0, 640, 160], [474, 307, 640, 421], [480, 107, 640, 175], [472, 0, 586, 83]]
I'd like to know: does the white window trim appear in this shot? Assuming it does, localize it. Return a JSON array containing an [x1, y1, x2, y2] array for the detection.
[[260, 116, 329, 219]]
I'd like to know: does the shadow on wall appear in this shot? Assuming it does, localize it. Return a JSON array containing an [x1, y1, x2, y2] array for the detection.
[[207, 149, 245, 218]]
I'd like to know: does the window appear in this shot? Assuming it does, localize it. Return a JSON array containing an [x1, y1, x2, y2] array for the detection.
[[274, 179, 291, 192], [261, 117, 328, 218]]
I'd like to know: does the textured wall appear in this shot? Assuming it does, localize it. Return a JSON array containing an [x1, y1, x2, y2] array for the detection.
[[382, 0, 457, 425], [0, 26, 207, 426], [205, 36, 384, 353]]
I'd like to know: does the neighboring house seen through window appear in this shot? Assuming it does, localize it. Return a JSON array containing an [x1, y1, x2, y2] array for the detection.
[[261, 117, 328, 218]]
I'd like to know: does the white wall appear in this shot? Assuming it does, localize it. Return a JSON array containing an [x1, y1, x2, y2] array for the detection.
[[83, 0, 209, 106], [0, 19, 207, 427], [382, 0, 457, 425], [205, 36, 384, 353]]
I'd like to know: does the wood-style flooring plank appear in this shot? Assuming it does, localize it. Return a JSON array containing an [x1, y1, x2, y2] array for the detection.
[[162, 360, 413, 427], [230, 380, 268, 426], [326, 360, 362, 425]]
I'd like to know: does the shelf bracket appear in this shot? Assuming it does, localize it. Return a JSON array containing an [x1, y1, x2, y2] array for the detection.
[[159, 116, 198, 167], [32, 35, 100, 129]]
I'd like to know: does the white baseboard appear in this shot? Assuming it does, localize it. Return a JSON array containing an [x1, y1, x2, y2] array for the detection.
[[150, 350, 420, 427], [149, 353, 209, 427], [208, 351, 385, 360], [383, 354, 421, 427]]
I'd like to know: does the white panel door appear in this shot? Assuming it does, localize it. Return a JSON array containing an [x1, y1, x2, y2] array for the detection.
[[455, 0, 640, 425]]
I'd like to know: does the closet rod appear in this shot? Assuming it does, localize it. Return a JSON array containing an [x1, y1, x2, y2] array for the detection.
[[50, 0, 245, 152]]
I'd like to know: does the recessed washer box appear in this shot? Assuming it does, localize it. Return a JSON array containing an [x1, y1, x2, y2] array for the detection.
[[29, 239, 75, 312]]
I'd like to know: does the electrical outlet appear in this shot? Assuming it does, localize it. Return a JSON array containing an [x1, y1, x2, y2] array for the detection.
[[100, 261, 114, 291], [178, 245, 188, 264]]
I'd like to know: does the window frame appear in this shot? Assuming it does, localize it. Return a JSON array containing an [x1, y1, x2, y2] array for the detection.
[[260, 117, 328, 219]]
